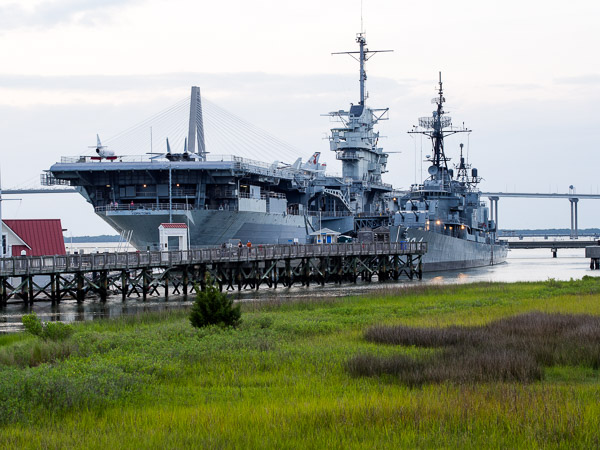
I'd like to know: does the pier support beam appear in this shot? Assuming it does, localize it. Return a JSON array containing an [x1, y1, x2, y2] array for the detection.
[[183, 266, 189, 297], [76, 273, 85, 302], [121, 271, 128, 301], [0, 277, 6, 306], [99, 271, 108, 302]]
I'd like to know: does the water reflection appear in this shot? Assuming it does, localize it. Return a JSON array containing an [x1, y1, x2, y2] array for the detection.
[[1, 248, 598, 333]]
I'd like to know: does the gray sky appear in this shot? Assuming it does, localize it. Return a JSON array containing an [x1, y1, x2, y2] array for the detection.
[[1, 0, 600, 234]]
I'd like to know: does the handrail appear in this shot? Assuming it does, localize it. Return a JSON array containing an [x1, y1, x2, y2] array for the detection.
[[0, 242, 427, 277], [95, 203, 357, 217]]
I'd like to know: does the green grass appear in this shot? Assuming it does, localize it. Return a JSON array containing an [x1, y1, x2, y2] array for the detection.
[[1, 277, 600, 448]]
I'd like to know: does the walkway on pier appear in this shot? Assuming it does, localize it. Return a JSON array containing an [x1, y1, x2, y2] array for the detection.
[[0, 242, 426, 305]]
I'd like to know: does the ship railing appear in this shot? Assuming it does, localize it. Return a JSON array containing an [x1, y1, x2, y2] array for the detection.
[[305, 211, 353, 217], [59, 155, 155, 164], [238, 192, 266, 200], [0, 242, 427, 276], [355, 212, 393, 218], [127, 188, 197, 198], [237, 191, 287, 200], [94, 204, 354, 215], [95, 203, 194, 213], [56, 154, 341, 182]]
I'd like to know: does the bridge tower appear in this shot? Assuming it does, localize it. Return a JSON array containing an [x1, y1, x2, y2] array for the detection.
[[187, 86, 207, 161]]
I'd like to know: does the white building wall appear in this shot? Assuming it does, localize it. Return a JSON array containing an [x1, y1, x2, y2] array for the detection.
[[1, 223, 29, 257]]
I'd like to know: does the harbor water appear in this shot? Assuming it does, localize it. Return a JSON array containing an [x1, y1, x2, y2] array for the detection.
[[0, 248, 597, 333]]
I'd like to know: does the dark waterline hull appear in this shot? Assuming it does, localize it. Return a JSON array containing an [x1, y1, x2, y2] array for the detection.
[[405, 228, 508, 272]]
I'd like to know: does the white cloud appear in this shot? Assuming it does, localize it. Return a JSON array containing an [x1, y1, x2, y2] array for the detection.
[[0, 0, 140, 29]]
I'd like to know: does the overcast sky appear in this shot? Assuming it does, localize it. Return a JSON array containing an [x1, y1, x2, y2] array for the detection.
[[1, 0, 600, 235]]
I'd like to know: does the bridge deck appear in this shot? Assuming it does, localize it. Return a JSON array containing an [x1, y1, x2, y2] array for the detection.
[[507, 240, 599, 249]]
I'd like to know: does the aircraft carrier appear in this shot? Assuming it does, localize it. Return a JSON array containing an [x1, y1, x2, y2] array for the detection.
[[47, 34, 392, 250]]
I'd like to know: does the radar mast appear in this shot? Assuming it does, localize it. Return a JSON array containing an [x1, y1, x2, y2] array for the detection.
[[331, 33, 392, 105], [409, 73, 471, 183]]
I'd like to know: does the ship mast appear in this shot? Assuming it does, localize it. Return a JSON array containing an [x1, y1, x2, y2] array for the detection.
[[332, 33, 392, 106], [433, 72, 446, 169], [409, 73, 470, 182]]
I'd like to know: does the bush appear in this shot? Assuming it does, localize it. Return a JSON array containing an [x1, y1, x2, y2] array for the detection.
[[21, 313, 74, 341], [43, 322, 75, 341], [190, 278, 241, 328], [22, 313, 43, 338]]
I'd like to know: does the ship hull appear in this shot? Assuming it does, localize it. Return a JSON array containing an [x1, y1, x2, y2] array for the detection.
[[405, 228, 508, 272], [97, 209, 354, 249]]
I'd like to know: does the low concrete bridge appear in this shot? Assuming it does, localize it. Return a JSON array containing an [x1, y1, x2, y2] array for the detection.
[[482, 191, 600, 239], [507, 240, 599, 250]]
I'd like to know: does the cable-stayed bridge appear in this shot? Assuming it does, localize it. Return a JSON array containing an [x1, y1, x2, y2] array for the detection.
[[2, 86, 313, 193]]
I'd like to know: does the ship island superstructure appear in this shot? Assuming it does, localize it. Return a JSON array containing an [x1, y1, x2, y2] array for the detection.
[[46, 34, 393, 250], [326, 33, 393, 214]]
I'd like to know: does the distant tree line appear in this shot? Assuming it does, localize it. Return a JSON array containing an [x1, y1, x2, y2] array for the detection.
[[62, 235, 121, 243]]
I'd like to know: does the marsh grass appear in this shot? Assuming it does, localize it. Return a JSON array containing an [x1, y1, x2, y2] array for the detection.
[[350, 312, 600, 384], [1, 278, 600, 447], [0, 338, 78, 368]]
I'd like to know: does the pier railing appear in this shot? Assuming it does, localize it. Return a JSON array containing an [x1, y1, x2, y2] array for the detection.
[[0, 242, 426, 277]]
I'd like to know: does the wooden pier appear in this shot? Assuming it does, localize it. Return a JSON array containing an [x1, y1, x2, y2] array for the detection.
[[0, 242, 426, 305]]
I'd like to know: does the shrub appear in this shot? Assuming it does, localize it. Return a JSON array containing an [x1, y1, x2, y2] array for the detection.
[[22, 313, 43, 338], [256, 316, 273, 329], [21, 313, 74, 341], [43, 322, 75, 341], [190, 278, 241, 328]]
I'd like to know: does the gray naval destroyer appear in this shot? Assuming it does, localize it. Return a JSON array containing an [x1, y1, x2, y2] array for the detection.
[[389, 73, 508, 271], [47, 34, 392, 251]]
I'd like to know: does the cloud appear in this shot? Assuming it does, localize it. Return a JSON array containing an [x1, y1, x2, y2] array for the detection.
[[488, 83, 542, 91], [554, 74, 600, 85], [0, 0, 141, 29], [0, 72, 411, 107]]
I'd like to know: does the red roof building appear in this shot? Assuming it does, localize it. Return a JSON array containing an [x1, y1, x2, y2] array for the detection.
[[159, 223, 188, 228], [2, 219, 66, 256]]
